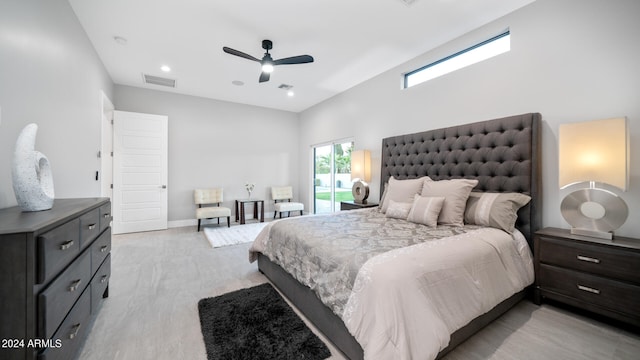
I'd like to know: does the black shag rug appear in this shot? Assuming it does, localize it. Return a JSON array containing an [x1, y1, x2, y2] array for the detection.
[[198, 283, 331, 360]]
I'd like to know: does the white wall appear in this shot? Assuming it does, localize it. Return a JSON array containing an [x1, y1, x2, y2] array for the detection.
[[298, 0, 640, 237], [0, 0, 114, 209], [114, 85, 300, 226]]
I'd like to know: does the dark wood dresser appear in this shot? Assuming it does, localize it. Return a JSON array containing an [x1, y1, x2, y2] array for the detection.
[[0, 198, 112, 360], [533, 227, 640, 327]]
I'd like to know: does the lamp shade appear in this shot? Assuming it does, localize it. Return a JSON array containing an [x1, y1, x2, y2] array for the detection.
[[559, 117, 628, 191], [350, 150, 371, 182]]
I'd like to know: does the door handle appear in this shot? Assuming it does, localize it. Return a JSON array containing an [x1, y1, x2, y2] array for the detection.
[[161, 185, 167, 189]]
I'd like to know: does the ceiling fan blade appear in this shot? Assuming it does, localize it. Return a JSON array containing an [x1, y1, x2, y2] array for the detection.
[[273, 55, 314, 66], [223, 47, 260, 62], [259, 71, 270, 83]]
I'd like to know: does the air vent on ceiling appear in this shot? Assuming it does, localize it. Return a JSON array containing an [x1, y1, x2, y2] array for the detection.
[[142, 74, 177, 88], [399, 0, 418, 6], [278, 84, 293, 90]]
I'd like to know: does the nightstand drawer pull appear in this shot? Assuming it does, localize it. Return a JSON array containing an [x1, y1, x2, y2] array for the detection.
[[88, 223, 97, 230], [577, 284, 600, 294], [577, 255, 600, 264]]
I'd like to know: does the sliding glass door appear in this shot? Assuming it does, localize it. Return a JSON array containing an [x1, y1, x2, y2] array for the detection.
[[313, 140, 354, 213]]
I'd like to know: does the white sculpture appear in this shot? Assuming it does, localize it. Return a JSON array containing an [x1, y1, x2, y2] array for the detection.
[[12, 123, 55, 211]]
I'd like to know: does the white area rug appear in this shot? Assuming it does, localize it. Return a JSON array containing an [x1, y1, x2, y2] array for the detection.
[[203, 222, 268, 248]]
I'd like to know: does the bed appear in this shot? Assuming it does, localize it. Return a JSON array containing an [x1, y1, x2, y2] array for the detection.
[[250, 113, 542, 359]]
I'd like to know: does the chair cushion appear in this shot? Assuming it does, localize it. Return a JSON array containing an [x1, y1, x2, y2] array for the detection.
[[197, 206, 231, 219], [274, 202, 304, 212]]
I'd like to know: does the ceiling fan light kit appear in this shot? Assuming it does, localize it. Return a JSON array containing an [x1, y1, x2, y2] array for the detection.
[[223, 39, 314, 83]]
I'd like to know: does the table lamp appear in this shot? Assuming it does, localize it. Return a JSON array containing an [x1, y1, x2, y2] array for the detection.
[[351, 150, 371, 204], [559, 117, 629, 239]]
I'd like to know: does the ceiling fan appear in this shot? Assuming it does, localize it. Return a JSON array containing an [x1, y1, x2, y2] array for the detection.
[[223, 39, 314, 83]]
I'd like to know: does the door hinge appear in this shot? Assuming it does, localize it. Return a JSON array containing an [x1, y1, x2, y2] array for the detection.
[[110, 184, 113, 189], [97, 151, 101, 158], [111, 119, 114, 125], [110, 151, 114, 157]]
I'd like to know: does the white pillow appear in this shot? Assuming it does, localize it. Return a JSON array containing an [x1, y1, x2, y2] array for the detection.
[[385, 200, 413, 219], [464, 192, 531, 233], [407, 195, 445, 227], [380, 176, 430, 213], [421, 179, 478, 226]]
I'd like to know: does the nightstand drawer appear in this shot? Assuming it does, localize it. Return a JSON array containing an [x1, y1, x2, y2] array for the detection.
[[538, 236, 640, 284], [540, 264, 640, 316]]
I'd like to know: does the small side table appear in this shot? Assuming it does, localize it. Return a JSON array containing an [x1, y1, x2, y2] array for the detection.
[[340, 201, 378, 211], [235, 199, 265, 224]]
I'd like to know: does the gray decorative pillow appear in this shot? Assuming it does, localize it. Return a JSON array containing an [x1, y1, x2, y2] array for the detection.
[[464, 192, 531, 233], [385, 200, 413, 219], [407, 195, 445, 227], [380, 176, 430, 213], [421, 179, 478, 226]]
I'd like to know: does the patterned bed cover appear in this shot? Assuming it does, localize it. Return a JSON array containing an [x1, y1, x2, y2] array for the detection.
[[249, 208, 533, 359]]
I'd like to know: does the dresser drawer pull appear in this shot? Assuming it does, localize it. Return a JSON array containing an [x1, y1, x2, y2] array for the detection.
[[88, 223, 97, 230], [68, 279, 82, 292], [100, 245, 108, 252], [69, 323, 82, 339], [103, 213, 111, 218], [577, 284, 600, 294], [60, 240, 74, 250], [577, 255, 600, 264], [100, 275, 109, 284]]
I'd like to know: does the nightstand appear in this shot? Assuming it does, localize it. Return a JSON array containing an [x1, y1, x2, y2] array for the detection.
[[340, 201, 379, 211], [534, 227, 640, 327]]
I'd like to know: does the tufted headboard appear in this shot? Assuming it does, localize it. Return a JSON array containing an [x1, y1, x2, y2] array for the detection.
[[380, 113, 542, 247]]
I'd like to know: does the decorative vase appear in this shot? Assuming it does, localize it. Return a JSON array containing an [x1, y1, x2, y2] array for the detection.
[[12, 123, 55, 211]]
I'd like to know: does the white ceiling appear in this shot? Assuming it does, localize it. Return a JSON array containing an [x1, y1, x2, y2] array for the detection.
[[69, 0, 535, 113]]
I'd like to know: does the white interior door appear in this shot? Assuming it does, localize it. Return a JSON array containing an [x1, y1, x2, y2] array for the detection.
[[100, 91, 114, 199], [113, 111, 168, 234]]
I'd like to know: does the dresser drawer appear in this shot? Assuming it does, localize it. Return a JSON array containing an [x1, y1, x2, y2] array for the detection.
[[99, 202, 112, 234], [91, 254, 111, 313], [538, 236, 640, 284], [91, 227, 111, 274], [38, 287, 91, 360], [38, 251, 91, 339], [37, 218, 81, 284], [79, 208, 100, 250], [539, 264, 640, 317]]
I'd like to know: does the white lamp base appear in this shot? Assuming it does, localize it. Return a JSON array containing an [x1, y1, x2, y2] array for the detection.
[[560, 187, 628, 240]]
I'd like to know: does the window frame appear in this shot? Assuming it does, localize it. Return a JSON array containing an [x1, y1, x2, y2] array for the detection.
[[403, 30, 511, 89]]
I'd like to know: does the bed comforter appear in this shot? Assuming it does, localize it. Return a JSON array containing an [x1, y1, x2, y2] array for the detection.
[[249, 208, 533, 359]]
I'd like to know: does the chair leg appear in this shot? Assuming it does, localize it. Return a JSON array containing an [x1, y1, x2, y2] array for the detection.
[[274, 211, 277, 219], [300, 210, 303, 216], [198, 219, 201, 232], [287, 211, 291, 217], [217, 218, 220, 225], [227, 216, 230, 227]]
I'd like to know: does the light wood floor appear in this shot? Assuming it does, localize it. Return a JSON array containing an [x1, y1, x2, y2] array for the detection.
[[79, 225, 640, 360]]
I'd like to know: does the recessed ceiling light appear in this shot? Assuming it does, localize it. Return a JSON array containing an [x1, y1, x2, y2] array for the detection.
[[161, 65, 171, 72], [113, 36, 127, 45], [232, 80, 244, 86], [287, 91, 294, 97]]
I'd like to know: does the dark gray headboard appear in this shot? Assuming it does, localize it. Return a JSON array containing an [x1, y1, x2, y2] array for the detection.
[[380, 113, 542, 247]]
